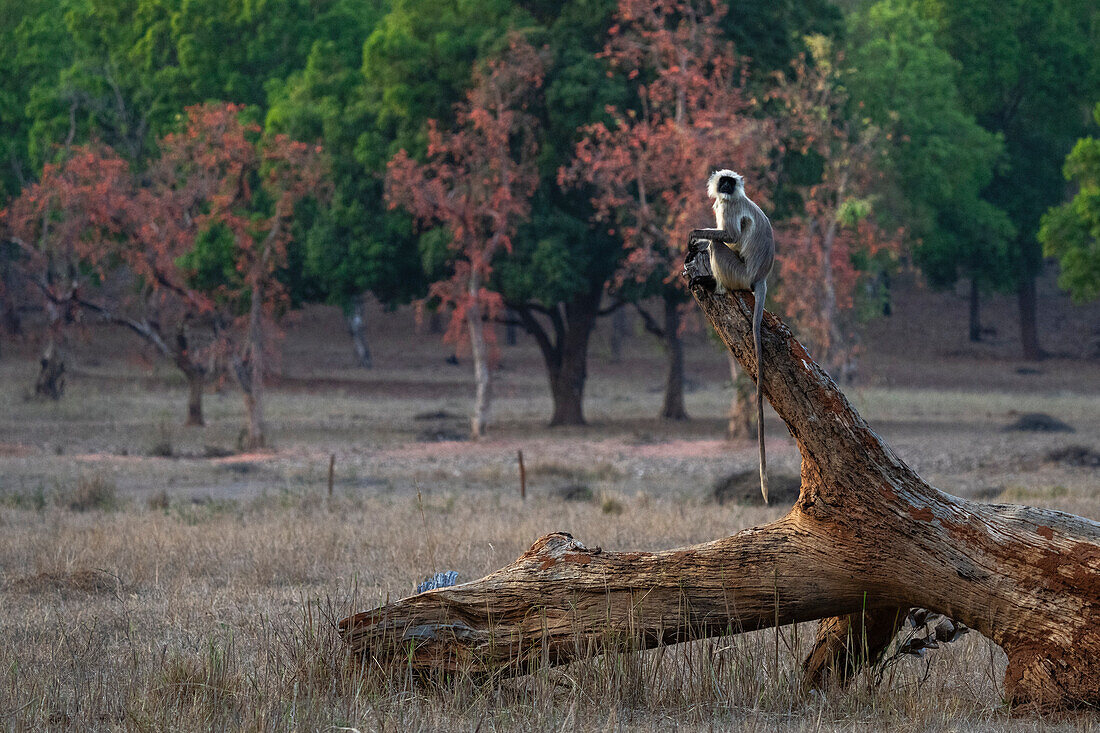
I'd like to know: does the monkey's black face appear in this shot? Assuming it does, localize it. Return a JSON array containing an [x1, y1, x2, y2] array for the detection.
[[717, 176, 738, 195]]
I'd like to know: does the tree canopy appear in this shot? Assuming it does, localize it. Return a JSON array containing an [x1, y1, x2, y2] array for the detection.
[[1040, 102, 1100, 303], [2, 0, 1098, 422]]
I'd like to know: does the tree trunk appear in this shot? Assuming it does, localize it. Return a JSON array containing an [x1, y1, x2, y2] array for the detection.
[[820, 216, 847, 376], [35, 338, 65, 400], [467, 274, 491, 439], [346, 295, 373, 368], [171, 326, 206, 427], [547, 296, 597, 427], [660, 295, 688, 421], [609, 307, 628, 363], [185, 369, 204, 427], [801, 608, 906, 689], [1, 299, 20, 337], [240, 273, 266, 450], [35, 301, 65, 400], [428, 309, 444, 335], [341, 247, 1100, 714], [505, 307, 518, 347], [969, 278, 982, 343], [1017, 274, 1042, 360], [515, 288, 600, 428], [726, 351, 753, 440]]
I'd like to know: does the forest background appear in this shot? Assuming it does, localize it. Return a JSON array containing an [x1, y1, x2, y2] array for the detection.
[[2, 0, 1098, 440], [2, 1, 1100, 729]]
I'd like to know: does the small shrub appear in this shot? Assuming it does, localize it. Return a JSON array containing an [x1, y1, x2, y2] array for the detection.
[[172, 496, 239, 525], [60, 475, 118, 512], [600, 494, 624, 515], [147, 490, 171, 511], [148, 422, 174, 458], [553, 484, 594, 502], [1003, 412, 1074, 433], [157, 640, 240, 711], [0, 485, 47, 511]]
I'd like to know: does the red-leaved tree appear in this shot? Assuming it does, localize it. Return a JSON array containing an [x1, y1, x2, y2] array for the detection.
[[157, 103, 327, 448], [561, 0, 770, 420], [1, 104, 326, 441], [1, 147, 133, 398], [770, 39, 902, 380], [386, 37, 543, 438]]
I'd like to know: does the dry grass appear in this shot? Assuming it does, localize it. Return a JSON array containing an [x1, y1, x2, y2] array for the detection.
[[1, 292, 1099, 730], [0, 494, 1025, 731]]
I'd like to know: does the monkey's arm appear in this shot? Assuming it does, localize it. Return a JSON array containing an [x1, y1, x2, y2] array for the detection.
[[690, 228, 736, 243], [689, 228, 737, 255]]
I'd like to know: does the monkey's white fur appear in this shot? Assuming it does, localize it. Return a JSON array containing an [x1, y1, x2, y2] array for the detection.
[[704, 169, 774, 295], [694, 169, 774, 503]]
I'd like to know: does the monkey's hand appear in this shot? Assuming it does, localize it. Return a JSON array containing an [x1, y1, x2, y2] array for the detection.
[[690, 273, 718, 292], [687, 235, 711, 255]]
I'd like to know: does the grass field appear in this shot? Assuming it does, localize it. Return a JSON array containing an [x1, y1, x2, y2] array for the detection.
[[1, 276, 1099, 730]]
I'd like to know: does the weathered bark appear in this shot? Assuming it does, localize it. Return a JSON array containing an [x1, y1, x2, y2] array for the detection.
[[969, 278, 982, 343], [341, 246, 1100, 714], [801, 608, 906, 688], [346, 295, 373, 368]]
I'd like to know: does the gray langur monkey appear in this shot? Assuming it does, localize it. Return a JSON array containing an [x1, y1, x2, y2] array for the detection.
[[689, 169, 774, 503]]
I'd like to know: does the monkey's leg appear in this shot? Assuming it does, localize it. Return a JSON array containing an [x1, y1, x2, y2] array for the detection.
[[712, 254, 728, 295], [710, 242, 752, 294]]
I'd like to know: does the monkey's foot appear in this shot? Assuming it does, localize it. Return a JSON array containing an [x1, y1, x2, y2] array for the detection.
[[689, 274, 717, 292]]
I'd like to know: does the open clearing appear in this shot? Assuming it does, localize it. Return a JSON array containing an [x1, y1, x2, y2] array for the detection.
[[1, 275, 1099, 730]]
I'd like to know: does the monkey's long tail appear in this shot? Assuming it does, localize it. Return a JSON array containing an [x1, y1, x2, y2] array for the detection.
[[753, 280, 769, 504]]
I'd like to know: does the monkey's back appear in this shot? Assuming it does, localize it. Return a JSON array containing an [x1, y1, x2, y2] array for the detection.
[[738, 197, 774, 285], [714, 195, 774, 288]]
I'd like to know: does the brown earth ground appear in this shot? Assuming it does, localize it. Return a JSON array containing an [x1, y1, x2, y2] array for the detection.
[[0, 269, 1098, 730]]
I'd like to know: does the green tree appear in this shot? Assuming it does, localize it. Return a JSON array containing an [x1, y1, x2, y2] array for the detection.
[[493, 0, 630, 426], [358, 0, 526, 169], [916, 0, 1100, 358], [22, 0, 372, 165], [1039, 102, 1100, 303], [267, 0, 520, 365], [844, 0, 1013, 341], [722, 0, 843, 77], [0, 0, 72, 199]]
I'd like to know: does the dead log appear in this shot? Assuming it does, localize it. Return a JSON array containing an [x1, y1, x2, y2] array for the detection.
[[340, 248, 1100, 714]]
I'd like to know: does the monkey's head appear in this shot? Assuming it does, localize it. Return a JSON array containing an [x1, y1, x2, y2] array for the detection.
[[707, 169, 744, 200]]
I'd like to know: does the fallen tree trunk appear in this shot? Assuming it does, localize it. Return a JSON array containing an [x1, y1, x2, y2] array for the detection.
[[340, 247, 1100, 714]]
